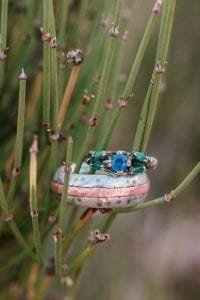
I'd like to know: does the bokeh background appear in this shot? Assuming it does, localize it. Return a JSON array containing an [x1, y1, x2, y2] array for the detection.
[[1, 0, 200, 299], [75, 1, 200, 299]]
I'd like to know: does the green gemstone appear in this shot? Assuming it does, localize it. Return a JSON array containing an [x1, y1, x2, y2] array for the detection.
[[133, 165, 145, 173], [133, 151, 147, 162], [93, 151, 103, 159], [92, 162, 102, 170]]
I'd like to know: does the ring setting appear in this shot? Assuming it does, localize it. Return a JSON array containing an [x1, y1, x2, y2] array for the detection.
[[52, 150, 157, 209], [85, 150, 157, 175], [52, 164, 150, 208]]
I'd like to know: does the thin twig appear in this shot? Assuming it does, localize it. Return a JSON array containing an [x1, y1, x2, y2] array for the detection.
[[58, 65, 80, 128]]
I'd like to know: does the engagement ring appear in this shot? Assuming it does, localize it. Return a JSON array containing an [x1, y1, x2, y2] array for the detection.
[[85, 150, 157, 175]]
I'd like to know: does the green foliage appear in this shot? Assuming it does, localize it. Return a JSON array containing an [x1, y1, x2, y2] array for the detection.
[[0, 0, 199, 299]]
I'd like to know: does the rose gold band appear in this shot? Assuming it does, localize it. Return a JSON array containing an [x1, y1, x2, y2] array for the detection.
[[51, 181, 150, 198]]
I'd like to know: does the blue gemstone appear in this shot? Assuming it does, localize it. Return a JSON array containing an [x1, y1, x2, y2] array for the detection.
[[111, 154, 127, 172]]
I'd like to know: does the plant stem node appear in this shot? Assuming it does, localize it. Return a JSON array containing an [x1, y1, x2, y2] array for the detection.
[[31, 210, 38, 218], [152, 0, 163, 13], [0, 50, 7, 60], [155, 63, 165, 73], [89, 117, 98, 127], [117, 97, 127, 108], [12, 167, 21, 177], [66, 49, 83, 65], [109, 24, 120, 37], [19, 68, 27, 80], [164, 192, 175, 203], [4, 214, 13, 222]]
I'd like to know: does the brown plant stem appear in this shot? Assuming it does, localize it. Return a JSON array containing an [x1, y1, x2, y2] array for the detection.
[[58, 65, 80, 128], [62, 208, 96, 254]]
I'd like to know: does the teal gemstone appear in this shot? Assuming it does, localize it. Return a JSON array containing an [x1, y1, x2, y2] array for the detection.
[[92, 161, 102, 170], [93, 151, 103, 159], [133, 151, 147, 162], [112, 154, 127, 172], [133, 165, 145, 173]]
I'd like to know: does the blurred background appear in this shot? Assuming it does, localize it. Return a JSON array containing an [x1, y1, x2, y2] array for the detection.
[[1, 0, 200, 299]]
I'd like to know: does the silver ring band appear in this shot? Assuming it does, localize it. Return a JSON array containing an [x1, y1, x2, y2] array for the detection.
[[52, 163, 150, 208]]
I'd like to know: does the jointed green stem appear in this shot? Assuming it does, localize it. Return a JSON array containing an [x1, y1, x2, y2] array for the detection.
[[54, 229, 63, 279], [25, 0, 38, 37], [0, 0, 8, 87], [71, 0, 90, 46], [63, 208, 95, 254], [75, 0, 122, 171], [67, 245, 97, 274], [7, 70, 26, 206], [8, 221, 37, 260], [0, 251, 27, 274], [49, 0, 59, 132], [54, 137, 73, 279], [30, 188, 42, 263], [59, 137, 73, 232], [0, 178, 36, 260], [140, 0, 176, 152], [116, 162, 200, 213], [57, 0, 69, 48], [0, 214, 59, 274], [95, 32, 127, 149], [99, 4, 161, 150], [29, 136, 42, 263], [101, 211, 117, 232], [0, 0, 8, 50], [132, 81, 153, 151], [49, 1, 59, 174], [14, 73, 26, 168], [43, 0, 51, 127], [124, 15, 157, 98], [67, 162, 200, 273]]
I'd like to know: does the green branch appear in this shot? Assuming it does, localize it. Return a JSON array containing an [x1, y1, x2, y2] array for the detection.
[[42, 0, 51, 128], [100, 3, 161, 150], [59, 137, 73, 232], [7, 69, 27, 206], [75, 0, 122, 171], [0, 178, 36, 260], [140, 0, 176, 152], [116, 162, 200, 213]]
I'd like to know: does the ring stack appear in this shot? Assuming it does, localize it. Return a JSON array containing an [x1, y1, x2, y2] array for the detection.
[[52, 151, 157, 209]]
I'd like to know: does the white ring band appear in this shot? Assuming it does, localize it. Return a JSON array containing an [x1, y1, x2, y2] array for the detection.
[[52, 163, 150, 208]]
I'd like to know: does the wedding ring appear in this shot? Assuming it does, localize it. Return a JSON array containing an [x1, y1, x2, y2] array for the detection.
[[52, 163, 150, 208]]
